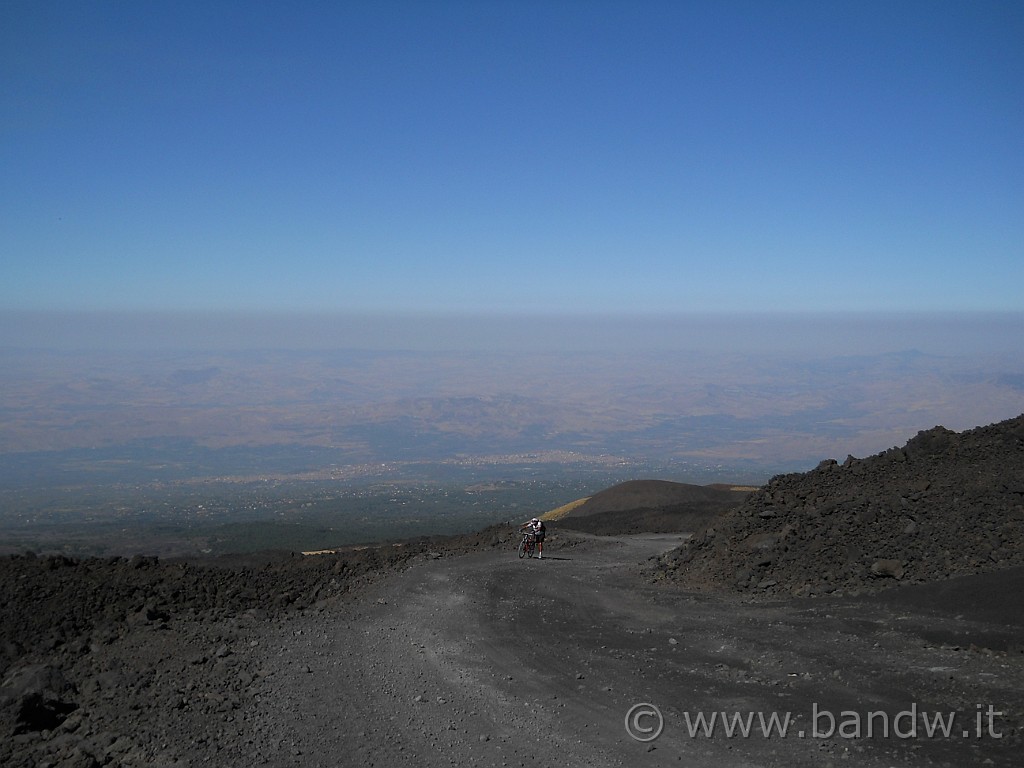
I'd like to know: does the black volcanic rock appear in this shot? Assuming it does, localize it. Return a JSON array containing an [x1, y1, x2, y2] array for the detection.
[[0, 664, 77, 734], [655, 413, 1024, 597]]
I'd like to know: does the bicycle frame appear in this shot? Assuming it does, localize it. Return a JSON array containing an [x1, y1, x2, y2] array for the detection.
[[518, 531, 536, 558]]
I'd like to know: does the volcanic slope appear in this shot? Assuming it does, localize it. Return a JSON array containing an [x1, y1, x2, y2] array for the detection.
[[3, 518, 1023, 766], [546, 479, 750, 535], [655, 413, 1024, 597]]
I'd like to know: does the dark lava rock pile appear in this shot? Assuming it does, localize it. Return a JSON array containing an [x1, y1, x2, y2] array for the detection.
[[0, 525, 518, 767], [655, 413, 1024, 597]]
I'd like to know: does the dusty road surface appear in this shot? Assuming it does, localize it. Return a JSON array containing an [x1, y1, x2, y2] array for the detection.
[[241, 531, 1023, 767]]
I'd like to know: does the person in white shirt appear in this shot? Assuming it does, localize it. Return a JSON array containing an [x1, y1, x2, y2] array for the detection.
[[520, 517, 546, 559]]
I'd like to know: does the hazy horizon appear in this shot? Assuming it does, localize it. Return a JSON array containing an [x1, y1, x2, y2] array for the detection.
[[4, 308, 1024, 555], [3, 309, 1023, 483], [3, 309, 1024, 357]]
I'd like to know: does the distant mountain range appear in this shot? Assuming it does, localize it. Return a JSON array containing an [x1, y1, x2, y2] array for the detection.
[[3, 345, 1024, 488]]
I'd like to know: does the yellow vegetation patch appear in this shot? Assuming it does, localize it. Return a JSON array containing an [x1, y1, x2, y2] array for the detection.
[[540, 497, 590, 521]]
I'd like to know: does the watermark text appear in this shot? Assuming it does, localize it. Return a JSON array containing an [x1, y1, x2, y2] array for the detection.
[[625, 703, 1004, 742]]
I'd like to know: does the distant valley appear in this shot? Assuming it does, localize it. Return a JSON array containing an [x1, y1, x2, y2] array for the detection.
[[2, 343, 1023, 556], [5, 346, 1023, 473]]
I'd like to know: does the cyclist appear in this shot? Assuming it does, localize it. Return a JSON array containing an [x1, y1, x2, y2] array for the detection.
[[520, 517, 546, 559]]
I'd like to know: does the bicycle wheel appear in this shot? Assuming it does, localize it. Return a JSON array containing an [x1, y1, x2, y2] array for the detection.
[[518, 539, 527, 558]]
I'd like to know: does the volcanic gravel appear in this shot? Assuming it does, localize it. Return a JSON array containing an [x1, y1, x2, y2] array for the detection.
[[0, 526, 517, 767]]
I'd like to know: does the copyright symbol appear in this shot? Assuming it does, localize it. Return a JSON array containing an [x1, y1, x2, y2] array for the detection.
[[625, 702, 664, 742]]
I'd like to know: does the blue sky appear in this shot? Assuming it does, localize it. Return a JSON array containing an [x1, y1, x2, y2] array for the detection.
[[3, 1, 1022, 315]]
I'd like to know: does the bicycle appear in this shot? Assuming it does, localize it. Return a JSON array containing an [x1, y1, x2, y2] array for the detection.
[[518, 531, 536, 559]]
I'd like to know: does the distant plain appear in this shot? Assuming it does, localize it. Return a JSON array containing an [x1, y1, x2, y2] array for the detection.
[[3, 313, 1024, 556]]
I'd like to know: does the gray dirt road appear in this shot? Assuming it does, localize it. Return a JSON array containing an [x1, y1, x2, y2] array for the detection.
[[240, 531, 1023, 768]]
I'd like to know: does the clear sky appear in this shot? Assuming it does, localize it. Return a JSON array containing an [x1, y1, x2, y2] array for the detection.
[[2, 1, 1022, 315]]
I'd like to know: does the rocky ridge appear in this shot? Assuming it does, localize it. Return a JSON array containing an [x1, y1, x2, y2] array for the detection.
[[551, 479, 748, 536], [655, 413, 1024, 597]]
